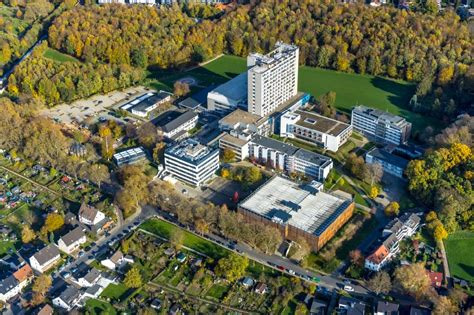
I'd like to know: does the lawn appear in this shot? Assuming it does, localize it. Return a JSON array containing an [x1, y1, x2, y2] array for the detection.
[[206, 284, 229, 300], [84, 299, 117, 315], [149, 55, 441, 132], [43, 48, 79, 63], [444, 231, 474, 282], [0, 240, 15, 256], [100, 283, 130, 301], [140, 218, 228, 259]]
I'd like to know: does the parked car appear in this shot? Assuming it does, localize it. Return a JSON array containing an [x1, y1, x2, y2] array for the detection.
[[344, 285, 354, 292]]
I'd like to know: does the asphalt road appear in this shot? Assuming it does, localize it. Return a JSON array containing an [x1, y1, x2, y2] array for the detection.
[[51, 204, 370, 300], [146, 206, 371, 296]]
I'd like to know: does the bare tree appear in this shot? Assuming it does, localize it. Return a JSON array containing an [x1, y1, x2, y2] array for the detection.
[[367, 271, 392, 295], [364, 162, 383, 185]]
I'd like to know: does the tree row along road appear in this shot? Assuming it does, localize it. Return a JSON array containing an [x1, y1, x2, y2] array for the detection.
[[141, 208, 370, 297]]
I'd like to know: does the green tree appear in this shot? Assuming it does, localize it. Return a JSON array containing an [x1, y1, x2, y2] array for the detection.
[[384, 202, 400, 217], [222, 148, 236, 163], [31, 274, 52, 305], [124, 267, 143, 288], [214, 253, 249, 282], [21, 225, 36, 243], [41, 213, 64, 234]]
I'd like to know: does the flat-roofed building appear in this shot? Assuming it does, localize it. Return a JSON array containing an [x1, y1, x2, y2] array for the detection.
[[207, 73, 248, 114], [155, 110, 198, 141], [164, 139, 219, 186], [365, 147, 409, 178], [351, 105, 411, 145], [121, 91, 172, 118], [247, 42, 299, 117], [280, 110, 352, 152], [219, 131, 252, 161], [249, 135, 333, 181], [218, 109, 271, 136], [113, 147, 147, 166], [238, 176, 354, 251]]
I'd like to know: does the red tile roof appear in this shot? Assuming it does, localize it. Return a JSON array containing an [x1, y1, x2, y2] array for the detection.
[[367, 245, 389, 264], [13, 264, 33, 283], [426, 270, 443, 287]]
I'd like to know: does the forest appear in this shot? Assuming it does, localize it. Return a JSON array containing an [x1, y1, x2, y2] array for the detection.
[[0, 0, 75, 74], [7, 0, 473, 117]]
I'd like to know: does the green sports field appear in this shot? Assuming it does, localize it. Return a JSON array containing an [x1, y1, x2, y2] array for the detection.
[[148, 55, 440, 132], [43, 48, 79, 63], [444, 231, 474, 282]]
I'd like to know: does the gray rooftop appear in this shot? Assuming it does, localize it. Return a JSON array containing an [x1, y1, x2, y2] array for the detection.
[[59, 227, 85, 247], [208, 73, 248, 102], [157, 110, 198, 133], [32, 245, 60, 266], [367, 147, 409, 169], [239, 176, 352, 236], [165, 139, 217, 165], [179, 85, 216, 109], [0, 275, 18, 295], [58, 285, 81, 304], [251, 135, 332, 167], [293, 148, 333, 168], [251, 135, 299, 155], [353, 105, 407, 126], [293, 110, 352, 137], [129, 91, 172, 113]]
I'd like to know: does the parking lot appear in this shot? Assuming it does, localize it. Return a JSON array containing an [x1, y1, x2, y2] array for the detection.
[[40, 86, 149, 126]]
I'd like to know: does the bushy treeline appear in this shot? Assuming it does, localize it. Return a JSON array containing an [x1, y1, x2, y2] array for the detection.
[[0, 97, 110, 186], [48, 1, 472, 81], [406, 143, 473, 233], [8, 43, 143, 106], [12, 1, 473, 112], [0, 0, 75, 74]]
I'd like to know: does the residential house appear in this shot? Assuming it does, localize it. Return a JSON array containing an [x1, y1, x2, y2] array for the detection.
[[150, 298, 162, 310], [310, 298, 328, 315], [78, 203, 105, 226], [0, 254, 25, 270], [83, 284, 105, 300], [365, 213, 421, 272], [254, 282, 267, 294], [57, 226, 86, 255], [13, 264, 33, 291], [0, 263, 32, 302], [52, 285, 82, 311], [376, 301, 399, 315], [0, 276, 21, 302], [71, 264, 102, 288], [101, 250, 133, 270], [29, 245, 60, 273], [337, 296, 366, 315], [36, 304, 54, 315], [169, 303, 180, 315], [365, 245, 390, 272]]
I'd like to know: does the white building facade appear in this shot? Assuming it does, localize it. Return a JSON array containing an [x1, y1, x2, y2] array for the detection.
[[280, 110, 352, 152], [247, 42, 299, 117], [248, 135, 333, 181], [351, 105, 412, 145], [164, 139, 219, 186]]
